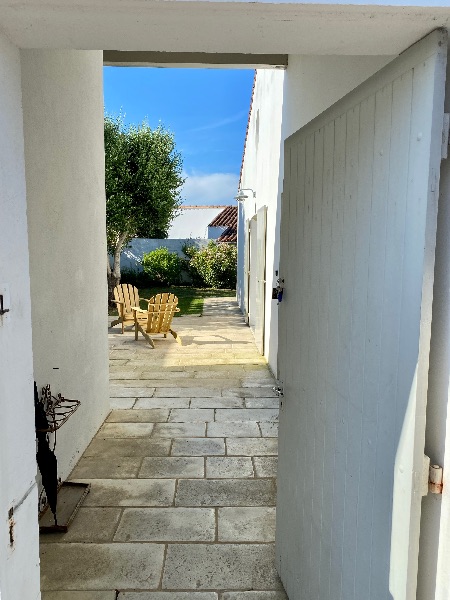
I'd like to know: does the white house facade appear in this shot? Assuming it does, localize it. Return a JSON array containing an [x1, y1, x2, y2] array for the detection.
[[2, 2, 450, 599]]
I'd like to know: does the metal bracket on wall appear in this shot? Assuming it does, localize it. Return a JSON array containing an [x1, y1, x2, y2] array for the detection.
[[0, 294, 10, 316]]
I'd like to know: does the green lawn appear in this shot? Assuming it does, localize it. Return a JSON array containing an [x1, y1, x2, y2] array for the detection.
[[109, 286, 235, 317]]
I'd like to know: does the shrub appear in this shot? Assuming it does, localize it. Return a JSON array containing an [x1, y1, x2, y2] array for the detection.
[[141, 247, 183, 286], [188, 241, 237, 289]]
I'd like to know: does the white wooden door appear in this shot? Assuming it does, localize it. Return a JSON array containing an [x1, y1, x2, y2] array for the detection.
[[254, 206, 267, 354], [276, 29, 447, 600], [243, 218, 250, 323], [248, 216, 258, 331]]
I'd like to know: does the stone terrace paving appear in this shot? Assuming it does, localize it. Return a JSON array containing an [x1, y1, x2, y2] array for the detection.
[[40, 297, 287, 600]]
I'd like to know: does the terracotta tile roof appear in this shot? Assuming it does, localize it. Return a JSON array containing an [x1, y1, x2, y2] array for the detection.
[[217, 226, 237, 243], [208, 205, 238, 228]]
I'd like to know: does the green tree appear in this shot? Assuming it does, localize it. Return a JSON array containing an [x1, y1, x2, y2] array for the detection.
[[105, 115, 184, 301]]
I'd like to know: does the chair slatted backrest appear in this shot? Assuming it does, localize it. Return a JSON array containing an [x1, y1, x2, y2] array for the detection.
[[146, 293, 179, 333], [114, 284, 140, 315]]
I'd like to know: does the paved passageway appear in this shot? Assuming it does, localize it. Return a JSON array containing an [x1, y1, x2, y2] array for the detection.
[[40, 298, 286, 599]]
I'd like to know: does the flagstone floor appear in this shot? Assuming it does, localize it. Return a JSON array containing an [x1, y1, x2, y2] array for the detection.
[[40, 298, 287, 600]]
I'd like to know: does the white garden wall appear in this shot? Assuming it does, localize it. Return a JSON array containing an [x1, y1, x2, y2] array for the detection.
[[120, 238, 208, 272], [21, 50, 110, 482], [0, 32, 40, 600]]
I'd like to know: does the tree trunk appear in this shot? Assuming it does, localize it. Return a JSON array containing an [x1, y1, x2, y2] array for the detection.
[[107, 233, 128, 306]]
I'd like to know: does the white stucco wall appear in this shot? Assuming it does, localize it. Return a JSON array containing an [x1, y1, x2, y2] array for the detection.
[[168, 206, 226, 238], [238, 55, 394, 374], [0, 32, 41, 600], [21, 50, 109, 482], [238, 69, 285, 374]]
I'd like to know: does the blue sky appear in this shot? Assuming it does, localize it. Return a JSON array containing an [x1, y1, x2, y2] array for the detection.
[[103, 67, 255, 206]]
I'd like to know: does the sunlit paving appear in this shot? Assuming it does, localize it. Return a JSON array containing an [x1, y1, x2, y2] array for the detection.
[[39, 297, 287, 599]]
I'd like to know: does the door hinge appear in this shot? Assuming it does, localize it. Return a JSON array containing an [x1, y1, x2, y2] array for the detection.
[[423, 456, 444, 495], [429, 463, 444, 495], [441, 113, 450, 159]]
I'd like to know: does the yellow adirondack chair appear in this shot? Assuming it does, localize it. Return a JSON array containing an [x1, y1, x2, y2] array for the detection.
[[132, 293, 181, 348], [110, 284, 151, 334]]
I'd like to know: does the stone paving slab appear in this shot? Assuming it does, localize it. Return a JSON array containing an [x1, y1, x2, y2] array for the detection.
[[135, 398, 190, 409], [84, 438, 171, 458], [222, 388, 277, 398], [139, 457, 204, 478], [244, 398, 280, 409], [175, 479, 277, 507], [206, 457, 254, 478], [107, 409, 170, 422], [110, 398, 136, 409], [127, 364, 185, 372], [70, 457, 141, 479], [146, 378, 243, 389], [221, 593, 287, 600], [169, 408, 215, 422], [171, 438, 225, 456], [43, 593, 116, 600], [109, 370, 143, 379], [190, 398, 244, 409], [79, 479, 176, 507], [114, 508, 215, 542], [154, 387, 222, 398], [215, 409, 278, 422], [110, 387, 156, 397], [40, 508, 121, 543], [99, 423, 155, 438], [207, 422, 260, 438], [194, 370, 244, 379], [119, 594, 218, 600], [226, 438, 278, 456], [162, 544, 282, 590], [152, 423, 206, 438], [259, 422, 279, 437], [41, 543, 164, 590], [254, 457, 278, 478], [242, 379, 276, 387], [218, 507, 276, 542], [186, 365, 246, 373]]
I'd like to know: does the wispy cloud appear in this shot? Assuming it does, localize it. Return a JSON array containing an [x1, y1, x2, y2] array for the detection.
[[188, 110, 248, 134], [181, 172, 239, 205]]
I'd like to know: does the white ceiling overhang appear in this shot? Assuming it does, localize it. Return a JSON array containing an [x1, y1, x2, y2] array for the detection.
[[0, 0, 450, 55]]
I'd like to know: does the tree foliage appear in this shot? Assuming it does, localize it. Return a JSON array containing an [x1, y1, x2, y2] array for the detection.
[[105, 115, 184, 298]]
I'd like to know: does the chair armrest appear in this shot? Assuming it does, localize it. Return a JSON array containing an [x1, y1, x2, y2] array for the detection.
[[131, 306, 147, 314], [115, 300, 125, 317]]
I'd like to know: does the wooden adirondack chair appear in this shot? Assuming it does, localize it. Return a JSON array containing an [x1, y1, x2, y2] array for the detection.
[[132, 293, 181, 348], [110, 284, 151, 334]]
